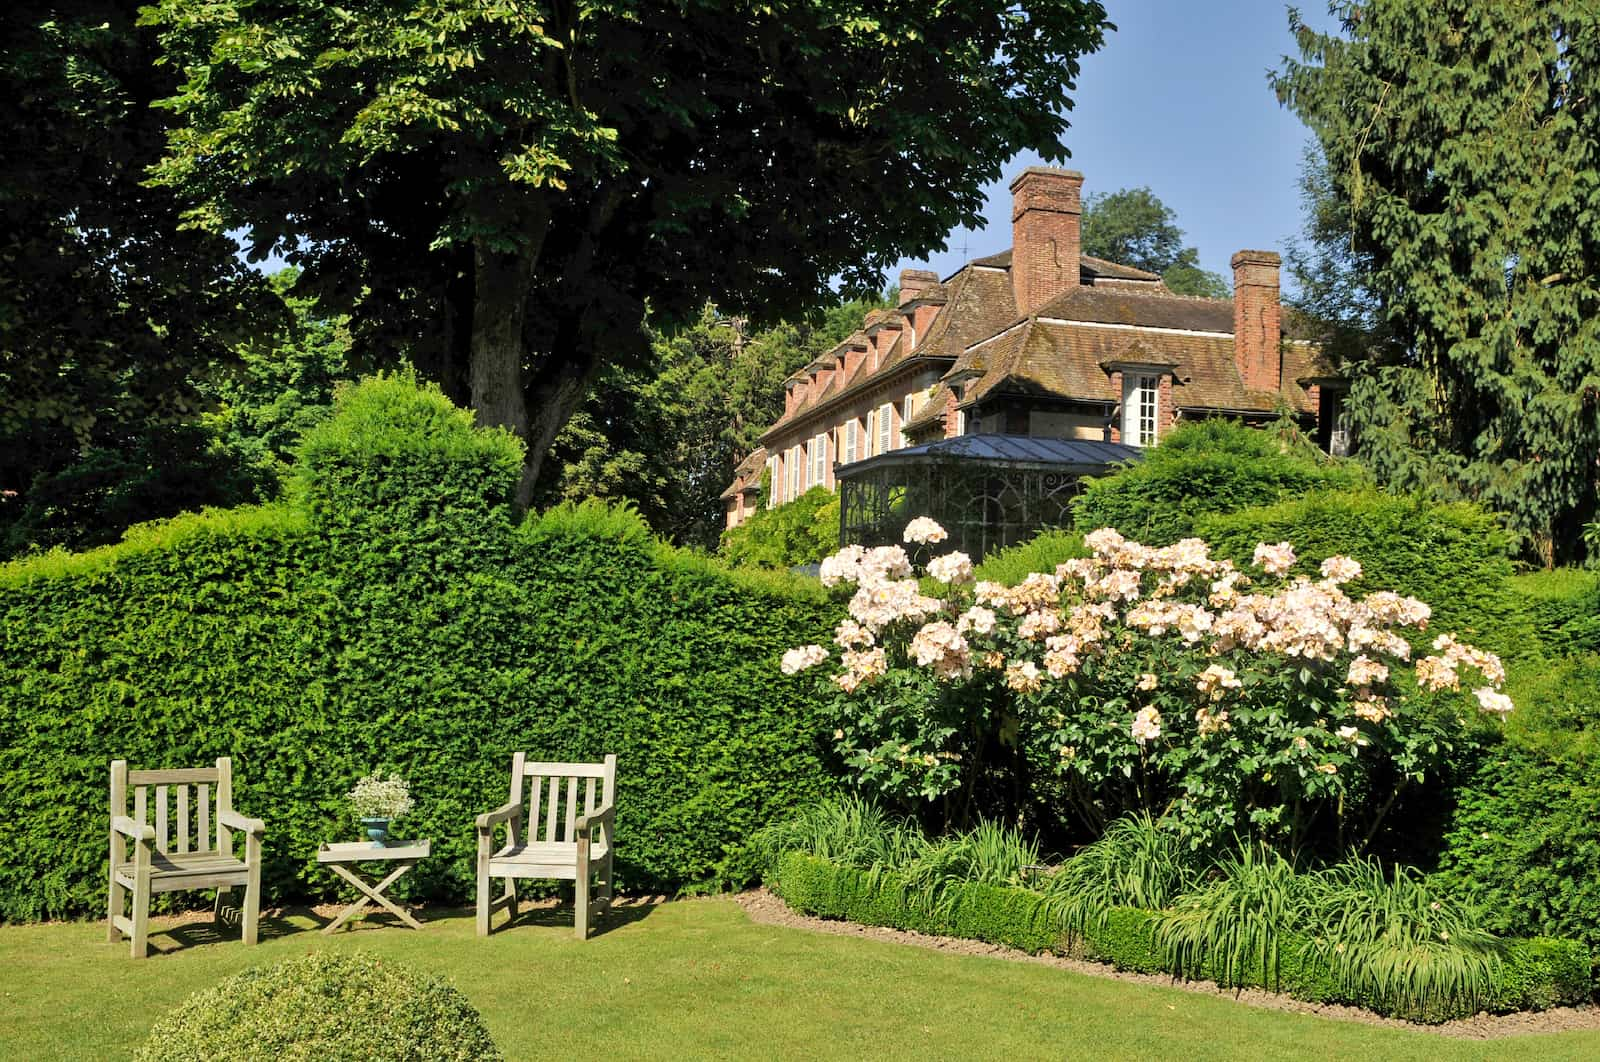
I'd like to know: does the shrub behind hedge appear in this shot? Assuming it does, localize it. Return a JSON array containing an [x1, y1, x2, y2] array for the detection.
[[0, 375, 837, 920], [1071, 419, 1364, 546], [1511, 569, 1600, 658], [1434, 747, 1600, 959]]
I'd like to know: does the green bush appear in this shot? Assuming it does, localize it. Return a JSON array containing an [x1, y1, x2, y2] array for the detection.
[[0, 375, 839, 919], [1501, 653, 1600, 761], [1434, 747, 1600, 959], [133, 952, 500, 1061], [1511, 569, 1600, 658], [719, 485, 838, 569], [1197, 489, 1535, 659], [972, 529, 1086, 585], [1071, 419, 1364, 546]]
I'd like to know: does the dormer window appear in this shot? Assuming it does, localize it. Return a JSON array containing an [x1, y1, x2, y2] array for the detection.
[[1122, 373, 1160, 447]]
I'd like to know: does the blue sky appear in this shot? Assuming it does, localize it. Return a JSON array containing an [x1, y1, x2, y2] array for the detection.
[[891, 1, 1338, 293]]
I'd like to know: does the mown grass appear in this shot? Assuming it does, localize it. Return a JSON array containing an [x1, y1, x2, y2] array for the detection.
[[3, 899, 1598, 1060]]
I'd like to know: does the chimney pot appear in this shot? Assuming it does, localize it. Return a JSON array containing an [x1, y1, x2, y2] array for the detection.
[[898, 268, 940, 306], [1010, 167, 1084, 317]]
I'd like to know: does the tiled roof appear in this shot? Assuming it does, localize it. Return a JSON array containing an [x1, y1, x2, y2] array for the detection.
[[957, 317, 1319, 415], [719, 446, 767, 500], [761, 262, 1016, 442], [1080, 255, 1162, 282], [1031, 285, 1237, 332]]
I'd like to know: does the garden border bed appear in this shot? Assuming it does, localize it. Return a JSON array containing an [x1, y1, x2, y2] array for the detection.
[[764, 853, 1593, 1030]]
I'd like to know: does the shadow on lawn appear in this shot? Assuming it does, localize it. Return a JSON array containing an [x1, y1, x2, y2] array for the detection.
[[134, 897, 660, 955]]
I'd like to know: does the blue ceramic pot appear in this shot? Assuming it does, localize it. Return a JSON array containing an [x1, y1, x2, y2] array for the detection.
[[361, 817, 390, 848]]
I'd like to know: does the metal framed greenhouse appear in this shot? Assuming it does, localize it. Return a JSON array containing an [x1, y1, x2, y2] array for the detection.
[[835, 434, 1141, 558]]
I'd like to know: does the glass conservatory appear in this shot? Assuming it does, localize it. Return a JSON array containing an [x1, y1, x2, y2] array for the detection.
[[835, 434, 1141, 558]]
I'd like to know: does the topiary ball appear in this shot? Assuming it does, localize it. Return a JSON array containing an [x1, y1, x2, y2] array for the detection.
[[133, 951, 502, 1062]]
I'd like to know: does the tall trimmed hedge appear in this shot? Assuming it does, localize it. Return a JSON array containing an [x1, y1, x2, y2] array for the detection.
[[0, 375, 836, 920], [1196, 489, 1535, 659]]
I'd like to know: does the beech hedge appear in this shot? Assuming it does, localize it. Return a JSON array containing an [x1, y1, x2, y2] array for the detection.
[[771, 853, 1591, 1022], [0, 375, 837, 920]]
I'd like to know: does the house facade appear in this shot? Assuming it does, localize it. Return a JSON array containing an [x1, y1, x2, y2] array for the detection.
[[722, 166, 1341, 529]]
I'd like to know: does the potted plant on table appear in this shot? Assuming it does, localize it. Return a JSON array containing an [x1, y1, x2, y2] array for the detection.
[[348, 771, 414, 847]]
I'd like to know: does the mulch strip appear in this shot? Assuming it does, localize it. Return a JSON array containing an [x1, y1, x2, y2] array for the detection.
[[732, 888, 1600, 1040]]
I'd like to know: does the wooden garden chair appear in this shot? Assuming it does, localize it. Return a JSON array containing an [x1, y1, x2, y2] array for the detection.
[[107, 757, 265, 958], [475, 753, 615, 939]]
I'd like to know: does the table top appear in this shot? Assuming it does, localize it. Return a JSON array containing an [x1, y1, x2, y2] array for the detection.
[[318, 839, 431, 863]]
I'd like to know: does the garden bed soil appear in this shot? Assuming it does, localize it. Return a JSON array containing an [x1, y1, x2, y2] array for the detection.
[[734, 888, 1600, 1040]]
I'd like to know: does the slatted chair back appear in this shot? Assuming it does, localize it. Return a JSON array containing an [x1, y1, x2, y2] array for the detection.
[[506, 754, 616, 845], [110, 757, 234, 856]]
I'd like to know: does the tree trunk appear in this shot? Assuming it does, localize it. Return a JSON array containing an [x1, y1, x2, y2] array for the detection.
[[469, 239, 537, 508]]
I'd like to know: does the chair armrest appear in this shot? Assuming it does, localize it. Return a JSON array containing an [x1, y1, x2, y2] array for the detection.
[[476, 802, 523, 831], [112, 815, 155, 843], [218, 809, 266, 836], [576, 803, 614, 836]]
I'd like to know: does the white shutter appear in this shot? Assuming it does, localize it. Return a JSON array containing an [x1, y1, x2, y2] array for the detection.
[[878, 403, 894, 453]]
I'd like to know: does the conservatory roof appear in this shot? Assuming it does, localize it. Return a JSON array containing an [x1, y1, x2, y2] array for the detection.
[[836, 434, 1142, 478]]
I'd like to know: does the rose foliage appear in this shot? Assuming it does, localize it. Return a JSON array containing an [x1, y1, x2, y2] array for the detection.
[[784, 520, 1512, 852]]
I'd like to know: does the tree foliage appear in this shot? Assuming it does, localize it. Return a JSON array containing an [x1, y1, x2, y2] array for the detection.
[[1274, 1, 1600, 564], [1080, 187, 1227, 298], [142, 0, 1111, 505], [539, 296, 886, 548], [0, 1, 274, 531]]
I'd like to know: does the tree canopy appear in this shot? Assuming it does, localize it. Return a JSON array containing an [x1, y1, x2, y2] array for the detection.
[[1079, 186, 1227, 297], [538, 294, 888, 548], [1275, 0, 1600, 564], [0, 1, 274, 517], [141, 0, 1111, 505]]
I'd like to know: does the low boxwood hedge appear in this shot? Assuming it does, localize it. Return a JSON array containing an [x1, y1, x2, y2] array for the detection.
[[770, 853, 1591, 1022]]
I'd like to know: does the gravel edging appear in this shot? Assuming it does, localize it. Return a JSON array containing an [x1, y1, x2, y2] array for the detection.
[[732, 888, 1600, 1040]]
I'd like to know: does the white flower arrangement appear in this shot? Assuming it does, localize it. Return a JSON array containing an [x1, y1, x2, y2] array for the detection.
[[348, 771, 414, 821]]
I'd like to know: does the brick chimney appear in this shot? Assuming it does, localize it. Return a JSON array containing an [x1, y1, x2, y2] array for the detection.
[[898, 269, 939, 306], [1011, 167, 1083, 316], [1231, 250, 1283, 393]]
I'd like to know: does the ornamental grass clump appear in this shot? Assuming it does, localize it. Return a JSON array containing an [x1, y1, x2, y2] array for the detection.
[[1296, 858, 1503, 1017], [1039, 813, 1200, 936], [752, 795, 924, 873], [783, 519, 1514, 852], [900, 819, 1039, 915]]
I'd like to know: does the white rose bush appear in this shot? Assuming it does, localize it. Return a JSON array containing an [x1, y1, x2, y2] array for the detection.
[[782, 520, 1512, 851]]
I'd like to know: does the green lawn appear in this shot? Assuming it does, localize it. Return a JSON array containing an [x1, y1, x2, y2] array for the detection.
[[2, 898, 1595, 1061]]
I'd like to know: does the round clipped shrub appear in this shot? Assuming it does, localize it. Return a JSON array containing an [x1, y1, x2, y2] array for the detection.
[[133, 952, 501, 1062]]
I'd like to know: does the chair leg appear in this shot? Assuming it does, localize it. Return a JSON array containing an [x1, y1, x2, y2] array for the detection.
[[130, 872, 150, 960], [475, 861, 491, 937], [242, 838, 261, 946], [107, 876, 125, 943], [575, 866, 591, 940], [502, 877, 518, 922]]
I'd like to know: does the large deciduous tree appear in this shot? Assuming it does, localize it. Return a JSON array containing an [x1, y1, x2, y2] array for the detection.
[[0, 2, 272, 510], [1275, 1, 1600, 564], [1079, 186, 1227, 297], [141, 0, 1110, 506]]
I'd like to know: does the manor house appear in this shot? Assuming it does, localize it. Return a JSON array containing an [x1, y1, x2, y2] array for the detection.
[[722, 166, 1343, 530]]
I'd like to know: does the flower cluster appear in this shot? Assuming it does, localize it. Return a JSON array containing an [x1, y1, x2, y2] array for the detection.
[[348, 771, 414, 821], [782, 519, 1515, 842]]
